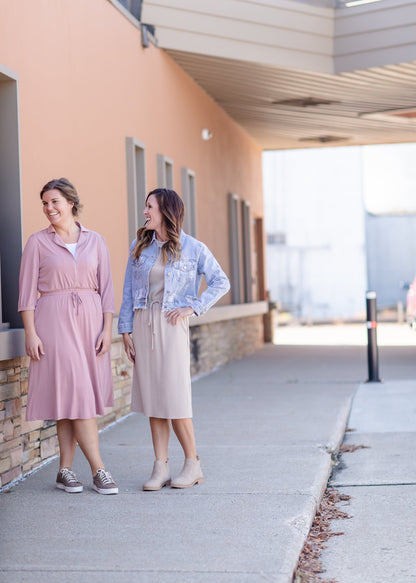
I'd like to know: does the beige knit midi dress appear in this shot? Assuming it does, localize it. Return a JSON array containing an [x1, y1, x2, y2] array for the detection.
[[131, 242, 192, 419]]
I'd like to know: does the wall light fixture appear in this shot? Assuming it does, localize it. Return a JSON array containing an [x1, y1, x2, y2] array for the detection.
[[201, 128, 213, 140]]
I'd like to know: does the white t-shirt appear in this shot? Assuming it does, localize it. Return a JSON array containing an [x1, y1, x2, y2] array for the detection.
[[65, 243, 77, 258]]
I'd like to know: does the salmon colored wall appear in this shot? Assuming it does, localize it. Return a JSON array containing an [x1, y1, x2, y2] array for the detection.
[[0, 0, 263, 309]]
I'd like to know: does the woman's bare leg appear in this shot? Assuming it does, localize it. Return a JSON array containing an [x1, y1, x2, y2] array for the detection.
[[170, 419, 202, 488], [149, 417, 171, 461], [72, 418, 105, 475], [171, 418, 197, 460], [56, 419, 77, 469]]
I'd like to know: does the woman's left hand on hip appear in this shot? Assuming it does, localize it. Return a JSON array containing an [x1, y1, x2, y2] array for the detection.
[[165, 307, 194, 326]]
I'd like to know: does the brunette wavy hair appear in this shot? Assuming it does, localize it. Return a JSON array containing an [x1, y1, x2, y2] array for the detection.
[[133, 188, 185, 263], [40, 177, 83, 216]]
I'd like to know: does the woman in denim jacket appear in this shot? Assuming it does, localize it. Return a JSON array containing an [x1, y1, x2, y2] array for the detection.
[[119, 188, 230, 490]]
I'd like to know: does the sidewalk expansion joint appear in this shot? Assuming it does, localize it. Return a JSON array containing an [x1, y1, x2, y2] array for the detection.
[[333, 482, 416, 488], [0, 567, 277, 575]]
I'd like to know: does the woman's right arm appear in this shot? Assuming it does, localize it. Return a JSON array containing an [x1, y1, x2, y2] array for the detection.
[[122, 333, 135, 363], [118, 248, 135, 335], [18, 235, 44, 360], [21, 310, 44, 361], [18, 234, 40, 313], [118, 243, 137, 363]]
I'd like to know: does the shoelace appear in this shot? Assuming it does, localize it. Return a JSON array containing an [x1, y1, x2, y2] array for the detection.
[[95, 469, 114, 484], [60, 468, 79, 484]]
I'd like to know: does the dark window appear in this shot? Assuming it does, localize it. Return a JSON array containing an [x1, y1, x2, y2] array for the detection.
[[0, 68, 22, 329], [157, 154, 173, 189], [181, 168, 196, 237], [126, 137, 147, 244]]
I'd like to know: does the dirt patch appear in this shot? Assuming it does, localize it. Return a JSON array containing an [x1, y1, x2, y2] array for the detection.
[[293, 488, 351, 583]]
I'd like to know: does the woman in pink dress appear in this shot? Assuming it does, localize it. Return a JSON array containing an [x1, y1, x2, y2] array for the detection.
[[18, 178, 118, 495]]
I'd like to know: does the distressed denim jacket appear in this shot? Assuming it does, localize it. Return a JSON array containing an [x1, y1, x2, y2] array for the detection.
[[118, 231, 230, 334]]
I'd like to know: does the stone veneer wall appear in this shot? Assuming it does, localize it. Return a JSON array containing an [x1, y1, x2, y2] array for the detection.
[[0, 337, 132, 490], [0, 314, 263, 489], [190, 315, 264, 378]]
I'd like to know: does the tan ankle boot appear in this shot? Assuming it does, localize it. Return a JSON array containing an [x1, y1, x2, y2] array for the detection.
[[143, 460, 171, 491], [170, 457, 203, 489]]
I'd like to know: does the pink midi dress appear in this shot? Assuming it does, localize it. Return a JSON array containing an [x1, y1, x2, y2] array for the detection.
[[18, 223, 115, 421]]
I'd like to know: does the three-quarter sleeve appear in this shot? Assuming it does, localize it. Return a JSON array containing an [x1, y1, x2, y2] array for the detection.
[[117, 244, 135, 334], [18, 234, 40, 311], [97, 236, 115, 313]]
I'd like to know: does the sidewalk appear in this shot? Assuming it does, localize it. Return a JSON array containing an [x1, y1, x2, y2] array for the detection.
[[321, 378, 416, 583], [276, 322, 416, 583], [1, 325, 413, 582]]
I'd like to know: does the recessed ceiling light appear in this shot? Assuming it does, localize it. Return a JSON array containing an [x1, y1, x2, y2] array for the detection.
[[342, 0, 383, 7], [359, 107, 416, 123]]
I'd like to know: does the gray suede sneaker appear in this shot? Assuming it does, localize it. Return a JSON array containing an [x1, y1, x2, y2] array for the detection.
[[92, 469, 118, 495], [56, 468, 83, 493]]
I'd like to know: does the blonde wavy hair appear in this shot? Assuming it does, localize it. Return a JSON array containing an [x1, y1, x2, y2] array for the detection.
[[133, 188, 185, 264]]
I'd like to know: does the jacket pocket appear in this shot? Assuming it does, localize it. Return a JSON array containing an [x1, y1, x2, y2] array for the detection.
[[135, 288, 147, 302], [173, 259, 197, 282]]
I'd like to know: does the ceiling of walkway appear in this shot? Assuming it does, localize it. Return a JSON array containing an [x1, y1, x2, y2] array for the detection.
[[167, 49, 416, 150]]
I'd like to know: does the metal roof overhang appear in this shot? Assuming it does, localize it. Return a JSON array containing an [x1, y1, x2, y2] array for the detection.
[[166, 49, 416, 150], [140, 0, 416, 150]]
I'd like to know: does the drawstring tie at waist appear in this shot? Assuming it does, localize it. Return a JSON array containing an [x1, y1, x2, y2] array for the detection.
[[147, 299, 161, 350], [39, 288, 98, 316], [71, 291, 82, 315]]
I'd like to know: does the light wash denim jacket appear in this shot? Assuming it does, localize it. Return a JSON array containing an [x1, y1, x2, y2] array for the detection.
[[118, 231, 230, 334]]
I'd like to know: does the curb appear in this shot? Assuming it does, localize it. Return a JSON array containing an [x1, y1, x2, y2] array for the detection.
[[281, 391, 355, 583]]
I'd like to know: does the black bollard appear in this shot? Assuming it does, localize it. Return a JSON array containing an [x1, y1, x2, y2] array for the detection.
[[366, 291, 381, 382]]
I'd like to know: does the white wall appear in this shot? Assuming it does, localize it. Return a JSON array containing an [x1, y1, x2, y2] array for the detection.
[[142, 0, 334, 72], [263, 147, 367, 321], [143, 0, 416, 75], [335, 0, 416, 72], [363, 142, 416, 215]]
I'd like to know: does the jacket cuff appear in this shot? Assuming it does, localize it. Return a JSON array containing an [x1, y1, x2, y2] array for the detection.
[[189, 298, 203, 316], [118, 322, 133, 334]]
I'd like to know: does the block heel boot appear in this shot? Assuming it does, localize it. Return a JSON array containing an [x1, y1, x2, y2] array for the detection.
[[143, 460, 171, 491], [170, 457, 203, 489]]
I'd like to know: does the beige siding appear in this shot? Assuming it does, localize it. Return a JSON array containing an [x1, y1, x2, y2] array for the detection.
[[335, 0, 416, 72], [142, 0, 334, 72]]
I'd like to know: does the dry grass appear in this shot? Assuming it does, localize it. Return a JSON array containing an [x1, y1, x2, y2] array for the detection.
[[339, 443, 370, 453], [293, 488, 351, 583]]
